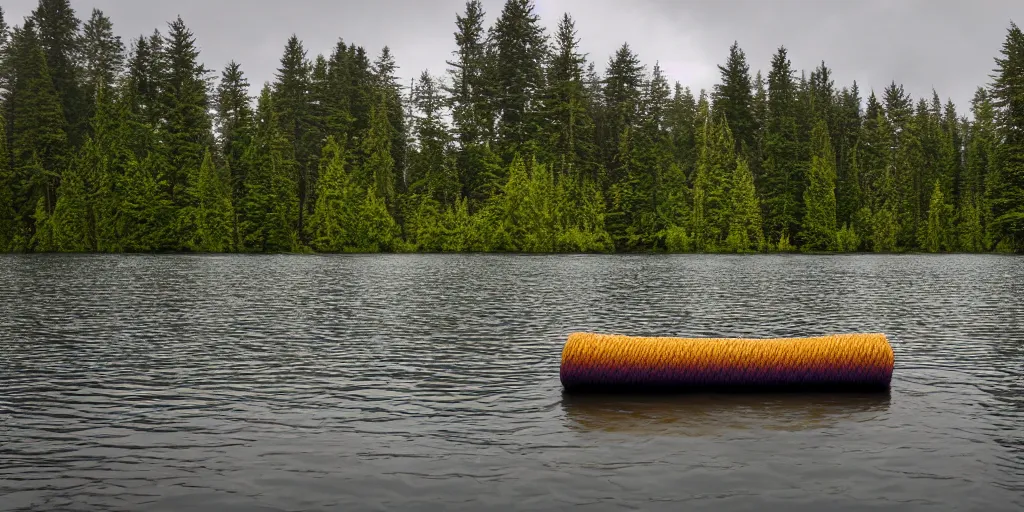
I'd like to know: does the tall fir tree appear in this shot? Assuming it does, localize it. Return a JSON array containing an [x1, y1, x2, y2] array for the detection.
[[542, 13, 597, 179], [30, 0, 86, 145], [48, 139, 94, 251], [272, 35, 315, 238], [0, 112, 15, 251], [178, 149, 234, 252], [371, 46, 408, 191], [600, 43, 644, 186], [923, 179, 952, 252], [162, 16, 213, 209], [123, 31, 165, 156], [445, 0, 493, 147], [8, 21, 68, 248], [362, 91, 397, 207], [79, 8, 124, 120], [801, 120, 838, 250], [712, 41, 756, 156], [690, 107, 735, 251], [490, 0, 547, 158], [725, 157, 764, 252], [834, 83, 863, 225], [239, 86, 299, 252], [989, 22, 1024, 251], [409, 71, 457, 204], [761, 46, 802, 243], [215, 61, 254, 202]]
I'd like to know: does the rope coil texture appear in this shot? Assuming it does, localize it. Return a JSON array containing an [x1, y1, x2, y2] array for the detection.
[[560, 332, 894, 392]]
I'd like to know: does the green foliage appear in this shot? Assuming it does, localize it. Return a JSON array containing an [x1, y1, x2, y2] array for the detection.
[[762, 46, 803, 241], [79, 8, 123, 119], [922, 180, 952, 252], [800, 120, 838, 250], [491, 0, 547, 156], [725, 157, 764, 252], [31, 0, 86, 144], [239, 87, 299, 252], [771, 233, 797, 252], [362, 92, 396, 205], [689, 109, 734, 251], [0, 5, 1021, 256], [119, 154, 174, 252], [9, 21, 69, 239], [162, 17, 213, 204], [353, 187, 400, 252], [308, 136, 361, 252], [835, 223, 861, 252], [178, 150, 234, 252], [48, 154, 91, 252], [989, 22, 1024, 252], [0, 113, 15, 251], [957, 193, 986, 252], [872, 207, 900, 253], [712, 41, 757, 154]]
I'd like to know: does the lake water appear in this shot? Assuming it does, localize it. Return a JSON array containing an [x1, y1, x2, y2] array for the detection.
[[1, 254, 1022, 511]]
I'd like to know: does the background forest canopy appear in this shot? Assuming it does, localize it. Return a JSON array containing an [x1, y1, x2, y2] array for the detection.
[[1, 1, 1023, 254]]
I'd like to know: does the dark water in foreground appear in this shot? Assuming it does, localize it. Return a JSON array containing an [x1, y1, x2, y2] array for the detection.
[[1, 254, 1022, 511]]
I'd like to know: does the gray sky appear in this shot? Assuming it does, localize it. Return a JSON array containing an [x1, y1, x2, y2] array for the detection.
[[4, 0, 1021, 114]]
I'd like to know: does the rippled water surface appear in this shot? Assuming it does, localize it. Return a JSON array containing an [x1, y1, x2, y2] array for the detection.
[[1, 254, 1023, 511]]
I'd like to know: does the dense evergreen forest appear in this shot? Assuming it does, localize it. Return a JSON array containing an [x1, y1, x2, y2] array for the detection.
[[1, 0, 1023, 254]]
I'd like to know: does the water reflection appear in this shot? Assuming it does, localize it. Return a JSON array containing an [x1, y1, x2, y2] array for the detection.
[[561, 391, 892, 436]]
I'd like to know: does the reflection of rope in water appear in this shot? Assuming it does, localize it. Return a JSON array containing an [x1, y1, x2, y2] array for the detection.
[[560, 392, 893, 436]]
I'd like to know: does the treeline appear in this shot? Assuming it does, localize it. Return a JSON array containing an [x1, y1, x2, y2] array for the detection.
[[1, 0, 1023, 254]]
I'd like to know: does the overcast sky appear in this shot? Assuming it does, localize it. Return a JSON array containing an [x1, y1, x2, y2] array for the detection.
[[3, 0, 1021, 114]]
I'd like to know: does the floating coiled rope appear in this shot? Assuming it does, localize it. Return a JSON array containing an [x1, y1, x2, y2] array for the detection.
[[560, 332, 894, 392]]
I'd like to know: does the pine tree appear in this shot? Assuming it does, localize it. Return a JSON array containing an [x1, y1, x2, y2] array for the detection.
[[0, 112, 16, 251], [801, 120, 838, 250], [308, 136, 360, 252], [371, 46, 408, 189], [808, 61, 836, 134], [88, 85, 135, 252], [354, 186, 400, 252], [712, 41, 756, 155], [123, 31, 165, 156], [8, 21, 68, 247], [923, 180, 950, 252], [215, 61, 254, 202], [491, 0, 547, 157], [239, 86, 299, 252], [600, 43, 644, 185], [725, 157, 764, 252], [179, 149, 234, 252], [690, 108, 735, 251], [272, 35, 315, 238], [409, 71, 457, 203], [542, 13, 597, 178], [835, 83, 863, 225], [118, 152, 173, 252], [762, 46, 802, 242], [79, 8, 124, 116], [445, 0, 494, 148], [49, 141, 93, 251], [989, 22, 1024, 251], [666, 83, 697, 176], [0, 7, 11, 97], [957, 192, 985, 252], [162, 16, 213, 211], [30, 0, 86, 144], [362, 92, 396, 206], [871, 144, 900, 253]]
